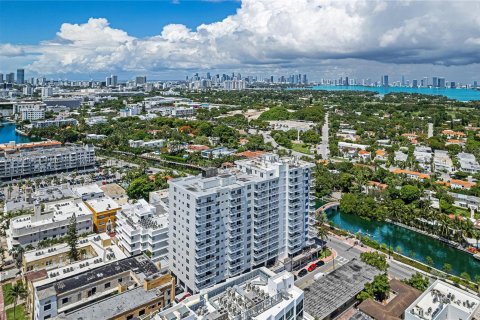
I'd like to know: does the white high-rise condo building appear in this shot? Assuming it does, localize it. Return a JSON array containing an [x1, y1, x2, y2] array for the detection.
[[168, 154, 315, 293]]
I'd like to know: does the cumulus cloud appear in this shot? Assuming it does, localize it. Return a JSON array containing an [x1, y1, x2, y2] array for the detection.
[[0, 44, 25, 57], [8, 0, 480, 74]]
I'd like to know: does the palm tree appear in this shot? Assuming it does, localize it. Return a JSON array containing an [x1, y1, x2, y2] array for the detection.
[[316, 212, 329, 248], [5, 283, 27, 320]]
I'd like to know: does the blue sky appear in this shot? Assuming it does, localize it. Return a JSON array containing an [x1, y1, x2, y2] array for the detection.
[[0, 0, 479, 82], [0, 1, 240, 44]]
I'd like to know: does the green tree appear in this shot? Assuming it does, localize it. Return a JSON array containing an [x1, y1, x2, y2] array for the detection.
[[399, 185, 421, 203], [360, 251, 388, 272], [442, 263, 452, 273], [67, 213, 79, 261], [426, 256, 434, 268], [404, 272, 430, 291], [127, 176, 155, 200], [5, 283, 27, 320], [258, 106, 291, 120], [339, 193, 359, 214], [460, 272, 471, 282]]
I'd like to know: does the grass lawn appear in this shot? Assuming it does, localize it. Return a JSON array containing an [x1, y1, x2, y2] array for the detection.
[[6, 304, 27, 320], [454, 207, 470, 218], [291, 143, 313, 155], [2, 282, 14, 300]]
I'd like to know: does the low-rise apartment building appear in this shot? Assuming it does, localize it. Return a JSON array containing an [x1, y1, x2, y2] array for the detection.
[[448, 192, 480, 212], [116, 198, 169, 262], [32, 255, 173, 320], [85, 197, 121, 233], [155, 267, 303, 320], [128, 139, 166, 149], [457, 152, 480, 174], [405, 280, 480, 320], [29, 118, 78, 129], [433, 150, 454, 173], [0, 142, 95, 181], [7, 199, 93, 249]]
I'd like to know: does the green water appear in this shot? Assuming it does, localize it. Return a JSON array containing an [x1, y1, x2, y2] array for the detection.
[[326, 209, 480, 279]]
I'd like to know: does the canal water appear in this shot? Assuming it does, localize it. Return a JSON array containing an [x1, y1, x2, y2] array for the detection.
[[0, 121, 32, 144], [326, 209, 480, 279]]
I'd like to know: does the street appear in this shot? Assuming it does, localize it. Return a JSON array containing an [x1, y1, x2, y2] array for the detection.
[[294, 235, 418, 289], [318, 112, 330, 160]]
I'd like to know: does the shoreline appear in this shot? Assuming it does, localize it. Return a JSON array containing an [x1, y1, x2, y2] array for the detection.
[[385, 219, 472, 254], [15, 128, 29, 137]]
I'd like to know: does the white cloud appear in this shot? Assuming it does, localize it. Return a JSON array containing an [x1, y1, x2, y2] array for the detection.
[[0, 44, 25, 57], [4, 0, 479, 75]]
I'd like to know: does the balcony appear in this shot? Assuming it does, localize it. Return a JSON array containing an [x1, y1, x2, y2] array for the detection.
[[195, 263, 217, 275]]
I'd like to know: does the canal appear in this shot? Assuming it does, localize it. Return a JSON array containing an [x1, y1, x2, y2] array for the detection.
[[326, 209, 480, 279], [0, 121, 32, 144]]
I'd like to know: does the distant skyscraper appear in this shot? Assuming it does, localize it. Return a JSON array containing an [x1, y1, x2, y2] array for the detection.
[[344, 77, 349, 86], [112, 75, 118, 86], [270, 75, 274, 83], [135, 76, 147, 85], [105, 76, 112, 86], [438, 77, 446, 88], [421, 77, 428, 87], [0, 73, 3, 83], [401, 75, 405, 86], [450, 82, 456, 89], [382, 75, 389, 87], [6, 73, 15, 83], [302, 74, 307, 84], [474, 81, 478, 88], [412, 79, 418, 88], [432, 77, 438, 88], [16, 69, 25, 84]]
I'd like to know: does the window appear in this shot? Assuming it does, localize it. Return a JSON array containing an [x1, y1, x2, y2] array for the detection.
[[139, 309, 146, 316], [62, 297, 68, 304], [43, 304, 51, 311], [126, 315, 134, 320], [118, 278, 123, 283], [104, 282, 111, 289], [43, 316, 51, 319]]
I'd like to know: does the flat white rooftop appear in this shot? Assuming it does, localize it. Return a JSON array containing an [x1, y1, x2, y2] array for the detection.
[[10, 199, 91, 229], [85, 197, 120, 213], [406, 280, 480, 320]]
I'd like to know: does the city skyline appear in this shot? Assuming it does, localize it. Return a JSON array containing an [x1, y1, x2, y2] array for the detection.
[[1, 0, 480, 82]]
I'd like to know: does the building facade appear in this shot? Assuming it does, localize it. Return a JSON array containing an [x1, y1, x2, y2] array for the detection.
[[7, 199, 93, 249], [115, 199, 169, 262], [0, 143, 95, 180], [168, 154, 314, 293]]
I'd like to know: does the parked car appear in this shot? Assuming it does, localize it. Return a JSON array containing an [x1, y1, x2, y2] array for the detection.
[[314, 272, 325, 280], [307, 263, 317, 272], [298, 269, 308, 277], [315, 260, 325, 267]]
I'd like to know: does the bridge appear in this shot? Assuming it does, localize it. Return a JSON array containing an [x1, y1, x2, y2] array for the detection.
[[315, 201, 340, 215]]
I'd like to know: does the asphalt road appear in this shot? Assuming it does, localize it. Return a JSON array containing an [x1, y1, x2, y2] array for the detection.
[[318, 112, 330, 160], [294, 235, 418, 289]]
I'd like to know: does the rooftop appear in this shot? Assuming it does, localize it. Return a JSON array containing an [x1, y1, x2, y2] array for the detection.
[[10, 198, 91, 229], [358, 279, 421, 320], [36, 254, 158, 296], [406, 280, 480, 320], [85, 197, 120, 213], [27, 234, 127, 285], [55, 284, 164, 320], [72, 184, 104, 199], [157, 268, 302, 320], [303, 259, 381, 320]]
